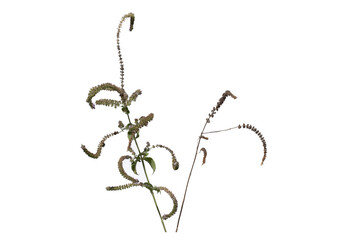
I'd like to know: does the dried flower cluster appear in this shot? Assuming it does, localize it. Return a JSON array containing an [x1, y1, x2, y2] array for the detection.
[[81, 12, 178, 233], [81, 12, 268, 234], [176, 90, 268, 232], [206, 90, 237, 123]]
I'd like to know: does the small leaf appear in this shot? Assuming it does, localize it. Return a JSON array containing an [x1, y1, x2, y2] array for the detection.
[[121, 106, 130, 114], [131, 160, 138, 175], [143, 182, 153, 191], [144, 157, 156, 174], [127, 131, 133, 141]]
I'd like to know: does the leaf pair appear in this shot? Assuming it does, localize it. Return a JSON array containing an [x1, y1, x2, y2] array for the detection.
[[131, 156, 156, 175]]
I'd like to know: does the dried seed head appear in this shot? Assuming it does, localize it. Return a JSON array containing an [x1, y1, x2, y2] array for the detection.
[[239, 123, 267, 165], [200, 148, 208, 165], [81, 131, 119, 159], [157, 186, 178, 220], [153, 144, 179, 170], [86, 83, 127, 109], [207, 90, 237, 121], [127, 89, 142, 106]]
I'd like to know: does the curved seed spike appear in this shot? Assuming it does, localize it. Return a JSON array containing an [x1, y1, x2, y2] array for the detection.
[[157, 186, 178, 220], [203, 123, 267, 165], [118, 155, 139, 183], [106, 182, 141, 191], [199, 148, 207, 165], [206, 90, 237, 122], [117, 12, 135, 89], [86, 83, 127, 109], [240, 123, 267, 165], [152, 144, 179, 170], [95, 99, 121, 109], [81, 131, 119, 159]]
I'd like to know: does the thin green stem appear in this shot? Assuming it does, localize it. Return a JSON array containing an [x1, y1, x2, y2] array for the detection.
[[126, 113, 167, 232]]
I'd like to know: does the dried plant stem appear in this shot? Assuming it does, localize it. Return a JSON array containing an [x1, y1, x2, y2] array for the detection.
[[126, 113, 167, 232], [203, 126, 238, 134], [175, 122, 208, 232]]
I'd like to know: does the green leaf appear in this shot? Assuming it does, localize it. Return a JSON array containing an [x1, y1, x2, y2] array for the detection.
[[144, 157, 156, 174], [143, 182, 153, 191], [131, 161, 138, 175], [127, 131, 133, 141]]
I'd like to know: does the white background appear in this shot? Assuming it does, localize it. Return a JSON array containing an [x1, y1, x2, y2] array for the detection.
[[1, 0, 359, 239]]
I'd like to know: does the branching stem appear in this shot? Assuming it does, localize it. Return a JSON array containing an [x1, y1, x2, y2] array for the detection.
[[126, 113, 167, 232]]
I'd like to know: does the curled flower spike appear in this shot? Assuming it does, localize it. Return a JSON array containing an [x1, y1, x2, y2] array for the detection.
[[117, 12, 135, 89], [207, 90, 237, 123], [158, 186, 178, 220], [81, 131, 119, 159], [86, 83, 127, 109], [152, 144, 179, 170], [238, 124, 267, 165], [118, 155, 139, 183]]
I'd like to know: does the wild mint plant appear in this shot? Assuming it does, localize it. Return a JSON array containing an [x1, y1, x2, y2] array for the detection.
[[81, 12, 179, 232], [175, 91, 268, 232]]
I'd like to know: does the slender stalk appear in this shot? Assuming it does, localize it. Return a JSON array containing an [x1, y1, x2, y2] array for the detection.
[[126, 113, 167, 232], [175, 122, 208, 232], [203, 126, 238, 134]]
